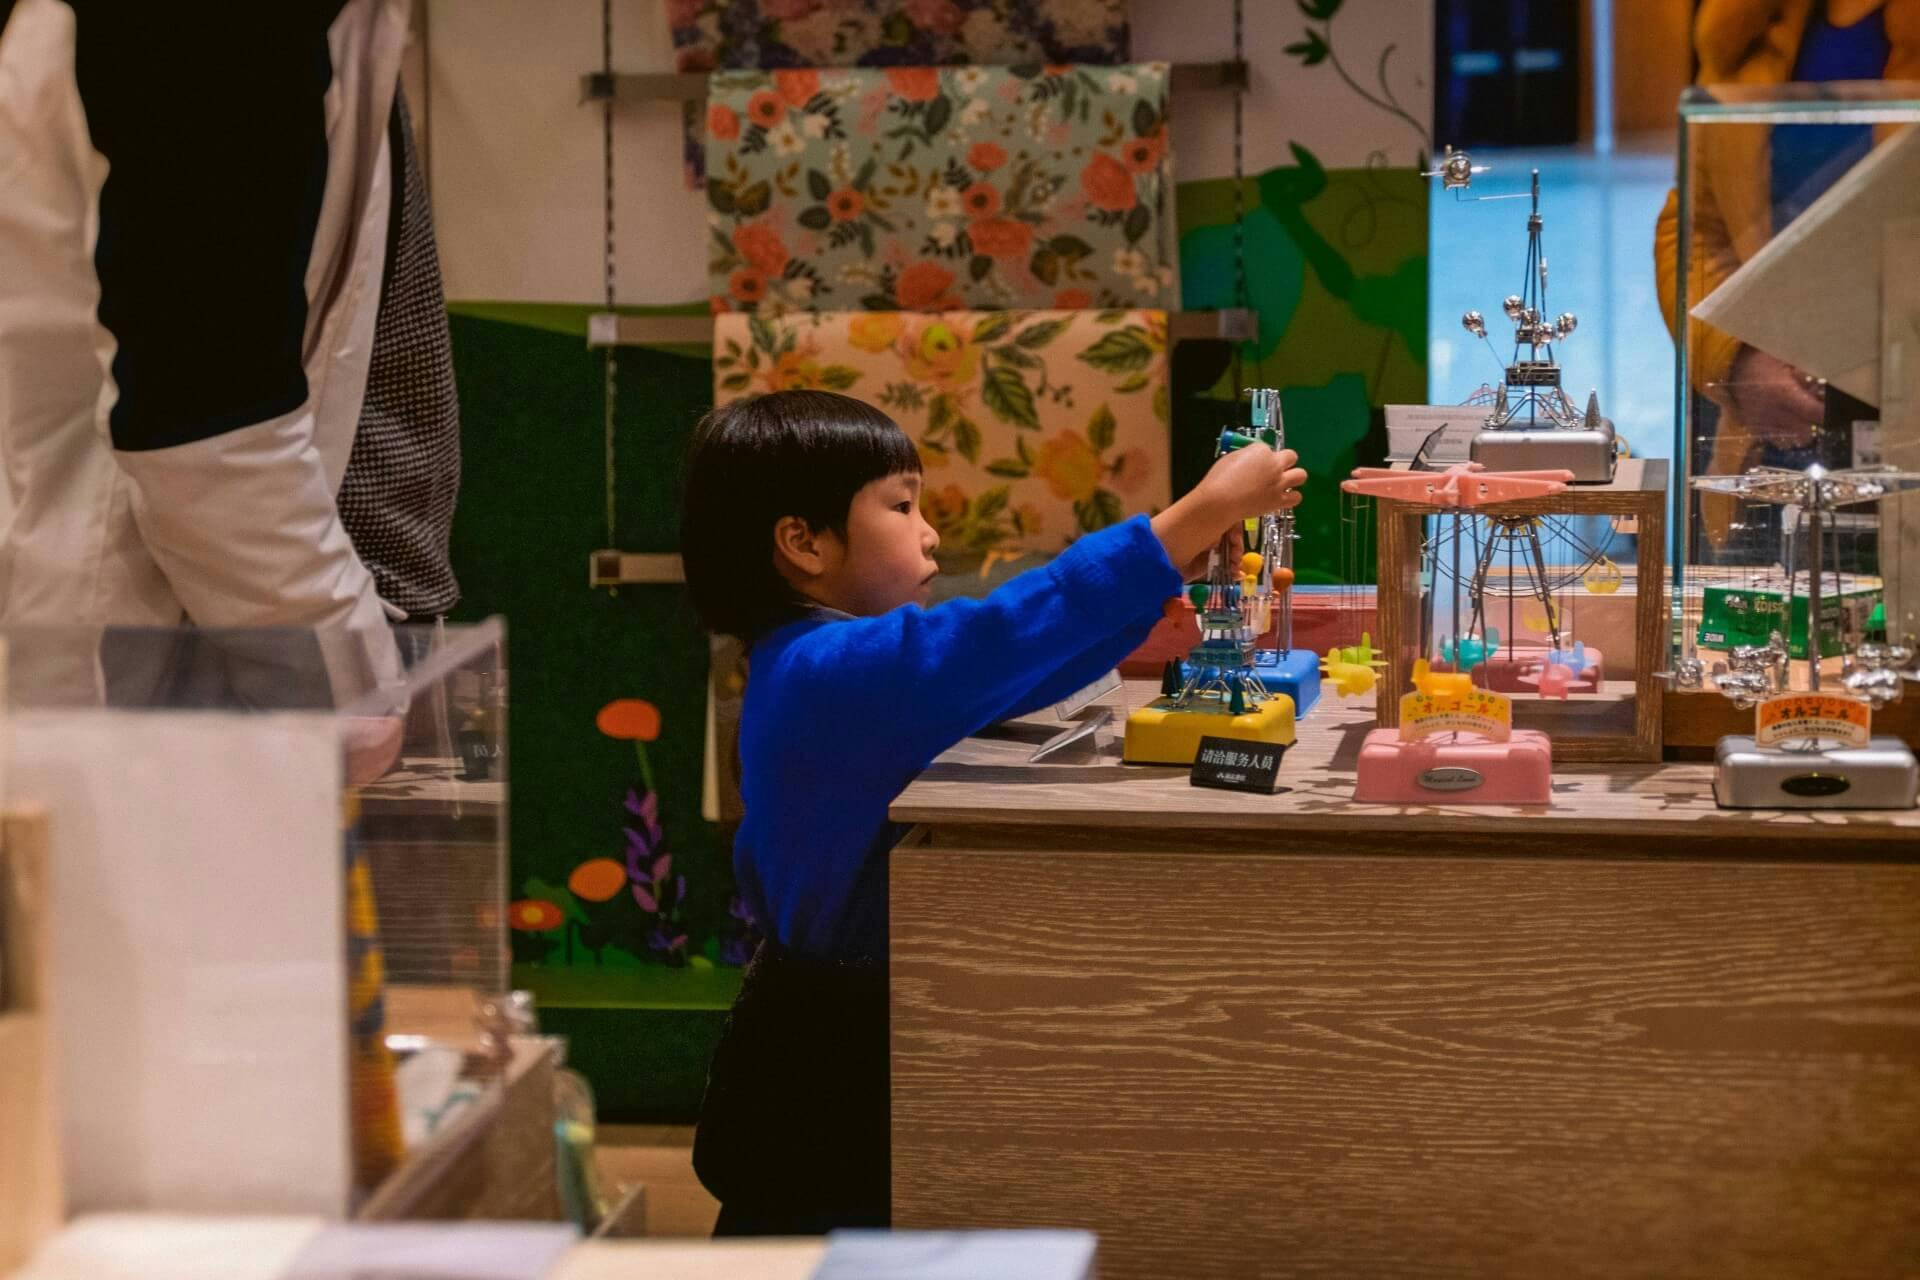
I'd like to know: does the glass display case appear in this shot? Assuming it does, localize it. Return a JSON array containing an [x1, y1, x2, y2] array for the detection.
[[3, 619, 510, 1214], [1671, 83, 1920, 806]]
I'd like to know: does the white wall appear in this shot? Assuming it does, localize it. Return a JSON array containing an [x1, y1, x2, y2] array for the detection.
[[425, 0, 1433, 308]]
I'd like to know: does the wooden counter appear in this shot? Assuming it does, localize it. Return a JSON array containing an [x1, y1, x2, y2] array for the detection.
[[887, 686, 1920, 1279]]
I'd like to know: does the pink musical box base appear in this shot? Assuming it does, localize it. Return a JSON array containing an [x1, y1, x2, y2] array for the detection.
[[1353, 727, 1553, 805]]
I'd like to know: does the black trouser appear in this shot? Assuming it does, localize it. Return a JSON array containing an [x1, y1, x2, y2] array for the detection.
[[692, 941, 890, 1236]]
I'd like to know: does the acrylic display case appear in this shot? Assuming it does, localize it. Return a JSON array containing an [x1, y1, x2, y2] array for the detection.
[[2, 619, 510, 1216], [1669, 83, 1920, 789]]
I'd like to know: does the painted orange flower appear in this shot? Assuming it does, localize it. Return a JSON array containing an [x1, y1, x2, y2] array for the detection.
[[510, 899, 564, 932], [1054, 288, 1093, 309], [731, 223, 789, 275], [968, 216, 1032, 259], [709, 295, 730, 314], [1080, 152, 1136, 212], [1110, 447, 1153, 495], [1120, 133, 1163, 175], [848, 312, 905, 352], [597, 698, 662, 742], [899, 318, 981, 388], [1034, 430, 1103, 502], [729, 269, 768, 304], [968, 141, 1007, 172], [828, 188, 866, 221], [773, 68, 820, 107], [746, 91, 785, 129], [924, 484, 968, 527], [961, 182, 1001, 217], [896, 260, 959, 310], [568, 858, 628, 904], [765, 349, 829, 392], [886, 67, 942, 102], [707, 103, 741, 142]]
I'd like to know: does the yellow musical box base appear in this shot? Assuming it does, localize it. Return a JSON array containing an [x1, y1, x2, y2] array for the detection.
[[1122, 695, 1297, 766]]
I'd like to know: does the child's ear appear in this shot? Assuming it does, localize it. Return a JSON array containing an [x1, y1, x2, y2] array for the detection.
[[772, 515, 832, 580]]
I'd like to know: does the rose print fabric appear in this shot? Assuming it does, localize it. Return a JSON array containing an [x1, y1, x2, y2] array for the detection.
[[705, 63, 1175, 314], [713, 309, 1170, 562], [668, 0, 1132, 185]]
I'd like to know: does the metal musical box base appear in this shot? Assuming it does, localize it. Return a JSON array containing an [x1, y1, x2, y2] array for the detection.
[[1712, 735, 1919, 809], [1471, 426, 1617, 483]]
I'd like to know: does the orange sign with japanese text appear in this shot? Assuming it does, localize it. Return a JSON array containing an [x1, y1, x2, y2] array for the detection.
[[1754, 693, 1871, 749]]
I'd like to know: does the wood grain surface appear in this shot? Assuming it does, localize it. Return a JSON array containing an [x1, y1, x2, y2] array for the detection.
[[890, 846, 1920, 1279], [891, 685, 1920, 847]]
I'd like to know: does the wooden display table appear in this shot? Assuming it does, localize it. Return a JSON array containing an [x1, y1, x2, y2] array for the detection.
[[887, 687, 1920, 1279]]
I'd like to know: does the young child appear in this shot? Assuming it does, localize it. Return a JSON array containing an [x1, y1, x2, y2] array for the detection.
[[680, 389, 1304, 1237]]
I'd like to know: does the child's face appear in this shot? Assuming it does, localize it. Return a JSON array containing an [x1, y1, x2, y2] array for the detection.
[[815, 471, 941, 615]]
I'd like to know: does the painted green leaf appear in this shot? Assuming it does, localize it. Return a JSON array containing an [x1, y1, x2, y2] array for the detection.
[[1015, 317, 1072, 350], [1132, 100, 1157, 139], [720, 372, 751, 391], [1299, 0, 1342, 18], [1049, 234, 1094, 261], [969, 253, 994, 282], [1115, 372, 1150, 393], [953, 414, 982, 463], [855, 156, 878, 188], [807, 169, 832, 201], [1087, 403, 1117, 452], [736, 181, 773, 216], [1073, 489, 1125, 531], [982, 366, 1040, 430], [1015, 435, 1034, 465], [748, 315, 778, 355], [928, 393, 956, 433], [1285, 30, 1329, 66], [985, 458, 1031, 478], [992, 345, 1041, 370], [708, 182, 737, 215], [924, 94, 953, 136], [1153, 382, 1170, 425], [970, 313, 1014, 344], [820, 365, 861, 391], [1078, 327, 1155, 373], [1029, 248, 1061, 285], [1123, 202, 1151, 244], [797, 205, 833, 231], [1096, 309, 1127, 324], [974, 486, 1011, 519]]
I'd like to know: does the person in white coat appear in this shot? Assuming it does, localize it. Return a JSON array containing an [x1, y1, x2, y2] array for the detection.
[[0, 0, 460, 719]]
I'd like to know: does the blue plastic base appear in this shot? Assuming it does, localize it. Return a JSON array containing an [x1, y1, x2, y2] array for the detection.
[[1252, 647, 1322, 718]]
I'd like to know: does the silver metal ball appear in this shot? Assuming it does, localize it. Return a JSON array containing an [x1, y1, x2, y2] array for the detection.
[[1502, 295, 1525, 319], [1555, 312, 1578, 337], [1461, 310, 1486, 338]]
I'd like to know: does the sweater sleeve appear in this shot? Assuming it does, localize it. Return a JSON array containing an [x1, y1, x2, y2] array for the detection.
[[998, 600, 1169, 721], [773, 515, 1181, 769]]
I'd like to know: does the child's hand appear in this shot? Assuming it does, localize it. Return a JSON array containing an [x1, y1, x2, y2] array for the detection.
[[1151, 447, 1307, 582], [1195, 445, 1307, 522]]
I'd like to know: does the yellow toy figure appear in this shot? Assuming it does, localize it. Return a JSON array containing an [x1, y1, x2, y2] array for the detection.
[[1322, 632, 1385, 697], [344, 791, 404, 1196]]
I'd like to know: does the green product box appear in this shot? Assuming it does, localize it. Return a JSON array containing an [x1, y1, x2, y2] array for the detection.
[[1696, 580, 1881, 659]]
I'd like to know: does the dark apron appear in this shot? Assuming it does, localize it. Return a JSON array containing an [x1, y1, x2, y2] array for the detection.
[[692, 940, 890, 1236]]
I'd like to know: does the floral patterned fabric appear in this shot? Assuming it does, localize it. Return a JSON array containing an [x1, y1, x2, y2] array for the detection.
[[705, 63, 1175, 314], [669, 0, 1132, 185], [713, 309, 1170, 562]]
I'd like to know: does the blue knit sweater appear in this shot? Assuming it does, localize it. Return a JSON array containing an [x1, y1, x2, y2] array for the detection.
[[734, 514, 1182, 960]]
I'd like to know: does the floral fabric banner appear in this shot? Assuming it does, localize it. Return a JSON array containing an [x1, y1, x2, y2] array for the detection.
[[668, 0, 1132, 185], [713, 309, 1170, 563], [706, 63, 1175, 314]]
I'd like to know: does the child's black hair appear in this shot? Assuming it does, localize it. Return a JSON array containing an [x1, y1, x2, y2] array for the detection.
[[681, 390, 922, 642]]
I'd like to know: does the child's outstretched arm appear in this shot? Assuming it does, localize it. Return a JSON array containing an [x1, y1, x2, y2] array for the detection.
[[770, 447, 1304, 772]]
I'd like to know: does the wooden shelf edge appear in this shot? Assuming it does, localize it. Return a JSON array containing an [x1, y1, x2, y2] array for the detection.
[[590, 550, 686, 588], [581, 60, 1248, 104], [587, 309, 1258, 349]]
